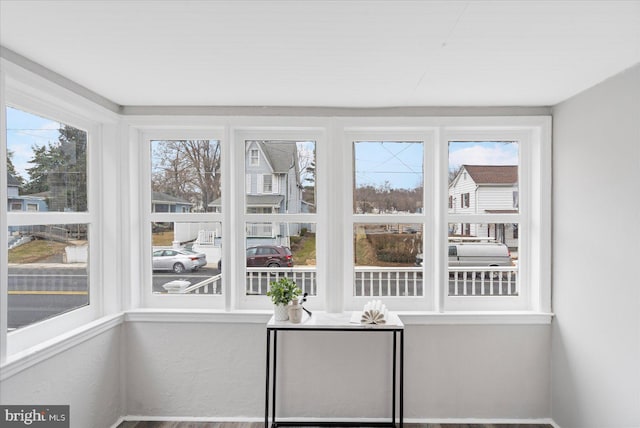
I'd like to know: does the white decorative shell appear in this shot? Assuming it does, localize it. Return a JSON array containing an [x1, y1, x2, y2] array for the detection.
[[360, 309, 386, 324]]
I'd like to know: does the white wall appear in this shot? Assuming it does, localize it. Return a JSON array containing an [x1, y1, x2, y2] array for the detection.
[[552, 64, 640, 427], [124, 320, 550, 421], [0, 325, 124, 428]]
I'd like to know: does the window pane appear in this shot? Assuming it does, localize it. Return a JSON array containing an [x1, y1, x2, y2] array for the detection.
[[353, 141, 423, 214], [448, 141, 519, 214], [447, 224, 519, 296], [7, 224, 89, 330], [6, 107, 88, 212], [151, 140, 221, 213], [353, 223, 423, 297], [151, 221, 221, 295], [245, 222, 316, 296], [245, 140, 316, 214]]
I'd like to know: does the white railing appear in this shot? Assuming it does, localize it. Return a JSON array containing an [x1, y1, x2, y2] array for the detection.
[[246, 267, 316, 296], [354, 267, 423, 297], [197, 230, 216, 245], [448, 266, 519, 296], [177, 266, 519, 297], [180, 274, 222, 294], [246, 223, 274, 237]]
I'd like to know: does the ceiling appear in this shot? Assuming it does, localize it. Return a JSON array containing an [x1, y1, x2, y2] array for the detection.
[[1, 1, 639, 108]]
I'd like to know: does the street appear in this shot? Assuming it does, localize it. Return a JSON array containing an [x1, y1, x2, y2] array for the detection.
[[8, 266, 517, 329]]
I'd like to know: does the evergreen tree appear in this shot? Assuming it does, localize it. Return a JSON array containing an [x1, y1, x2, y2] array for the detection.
[[22, 125, 87, 211], [7, 149, 25, 188]]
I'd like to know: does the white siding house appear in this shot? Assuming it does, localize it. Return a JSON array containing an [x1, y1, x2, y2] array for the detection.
[[448, 165, 519, 248]]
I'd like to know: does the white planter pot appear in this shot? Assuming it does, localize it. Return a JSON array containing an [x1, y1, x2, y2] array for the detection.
[[273, 303, 289, 321]]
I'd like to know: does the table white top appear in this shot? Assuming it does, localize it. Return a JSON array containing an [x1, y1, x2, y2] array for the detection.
[[267, 311, 404, 329]]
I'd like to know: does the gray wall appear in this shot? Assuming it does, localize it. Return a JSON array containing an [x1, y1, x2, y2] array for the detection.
[[0, 325, 124, 428], [552, 64, 640, 427], [123, 321, 550, 421]]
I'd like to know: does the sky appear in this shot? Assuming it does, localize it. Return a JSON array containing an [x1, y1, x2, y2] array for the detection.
[[6, 106, 61, 179], [449, 141, 519, 171], [354, 141, 519, 190]]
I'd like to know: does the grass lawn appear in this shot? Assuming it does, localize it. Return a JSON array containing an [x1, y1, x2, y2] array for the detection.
[[8, 239, 68, 264], [290, 233, 316, 265], [152, 231, 175, 246]]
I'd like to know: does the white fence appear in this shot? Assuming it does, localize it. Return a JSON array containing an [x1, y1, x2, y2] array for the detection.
[[448, 266, 519, 296], [174, 266, 519, 297]]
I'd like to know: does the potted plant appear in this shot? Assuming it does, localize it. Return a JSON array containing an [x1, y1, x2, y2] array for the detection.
[[267, 277, 302, 321]]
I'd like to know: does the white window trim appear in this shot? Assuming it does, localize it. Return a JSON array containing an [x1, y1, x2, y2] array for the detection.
[[441, 123, 551, 313], [343, 129, 437, 312], [1, 58, 119, 358], [233, 127, 326, 311], [138, 128, 226, 310]]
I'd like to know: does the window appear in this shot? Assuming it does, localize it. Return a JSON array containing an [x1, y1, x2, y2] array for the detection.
[[5, 106, 91, 331], [136, 119, 549, 315], [446, 136, 533, 311], [250, 148, 259, 166], [352, 141, 424, 214], [238, 136, 318, 309], [461, 193, 470, 208], [262, 174, 273, 193], [348, 136, 429, 310], [147, 137, 224, 305]]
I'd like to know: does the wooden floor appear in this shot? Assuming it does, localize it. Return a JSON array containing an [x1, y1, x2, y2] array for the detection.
[[117, 422, 553, 428]]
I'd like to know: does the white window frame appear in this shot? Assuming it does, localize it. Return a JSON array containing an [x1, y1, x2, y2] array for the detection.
[[343, 129, 436, 312], [129, 116, 549, 317], [250, 148, 259, 166], [441, 124, 551, 312], [337, 117, 550, 315], [233, 128, 325, 311], [0, 61, 113, 357], [139, 128, 226, 310]]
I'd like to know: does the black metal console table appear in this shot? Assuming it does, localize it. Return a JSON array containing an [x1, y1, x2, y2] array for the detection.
[[265, 311, 404, 428]]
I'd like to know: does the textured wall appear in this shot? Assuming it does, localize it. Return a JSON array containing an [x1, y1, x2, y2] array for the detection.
[[0, 325, 123, 428], [552, 64, 640, 428]]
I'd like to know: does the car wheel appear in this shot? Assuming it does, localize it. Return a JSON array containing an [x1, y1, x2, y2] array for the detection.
[[268, 262, 281, 268], [173, 263, 185, 273]]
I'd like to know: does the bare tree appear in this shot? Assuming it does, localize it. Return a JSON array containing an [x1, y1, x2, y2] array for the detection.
[[152, 140, 221, 212]]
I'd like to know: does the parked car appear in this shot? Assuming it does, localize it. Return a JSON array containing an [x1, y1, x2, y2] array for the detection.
[[217, 245, 295, 271], [415, 242, 513, 267], [152, 249, 207, 273], [246, 245, 293, 267], [448, 242, 512, 267]]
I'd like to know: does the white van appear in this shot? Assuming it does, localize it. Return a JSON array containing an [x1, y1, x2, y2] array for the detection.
[[448, 242, 512, 267], [415, 242, 513, 267]]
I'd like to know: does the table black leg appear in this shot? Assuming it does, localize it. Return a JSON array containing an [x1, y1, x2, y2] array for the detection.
[[265, 329, 271, 428], [399, 329, 404, 428], [392, 331, 396, 426], [272, 330, 278, 425]]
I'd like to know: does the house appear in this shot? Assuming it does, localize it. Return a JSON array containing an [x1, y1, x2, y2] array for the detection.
[[6, 173, 48, 212], [151, 191, 193, 213], [448, 165, 518, 248], [1, 3, 639, 428], [209, 140, 306, 242]]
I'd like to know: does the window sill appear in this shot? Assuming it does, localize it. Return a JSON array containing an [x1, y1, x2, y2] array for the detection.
[[125, 308, 553, 325]]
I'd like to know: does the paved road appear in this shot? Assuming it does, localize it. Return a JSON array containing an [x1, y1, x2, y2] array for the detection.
[[7, 265, 517, 329], [152, 266, 220, 293]]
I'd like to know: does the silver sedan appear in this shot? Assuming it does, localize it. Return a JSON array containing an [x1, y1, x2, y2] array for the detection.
[[152, 249, 207, 273]]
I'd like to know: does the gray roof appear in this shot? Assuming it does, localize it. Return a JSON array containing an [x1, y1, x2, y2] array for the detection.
[[152, 191, 193, 205], [7, 173, 20, 187], [257, 141, 298, 173]]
